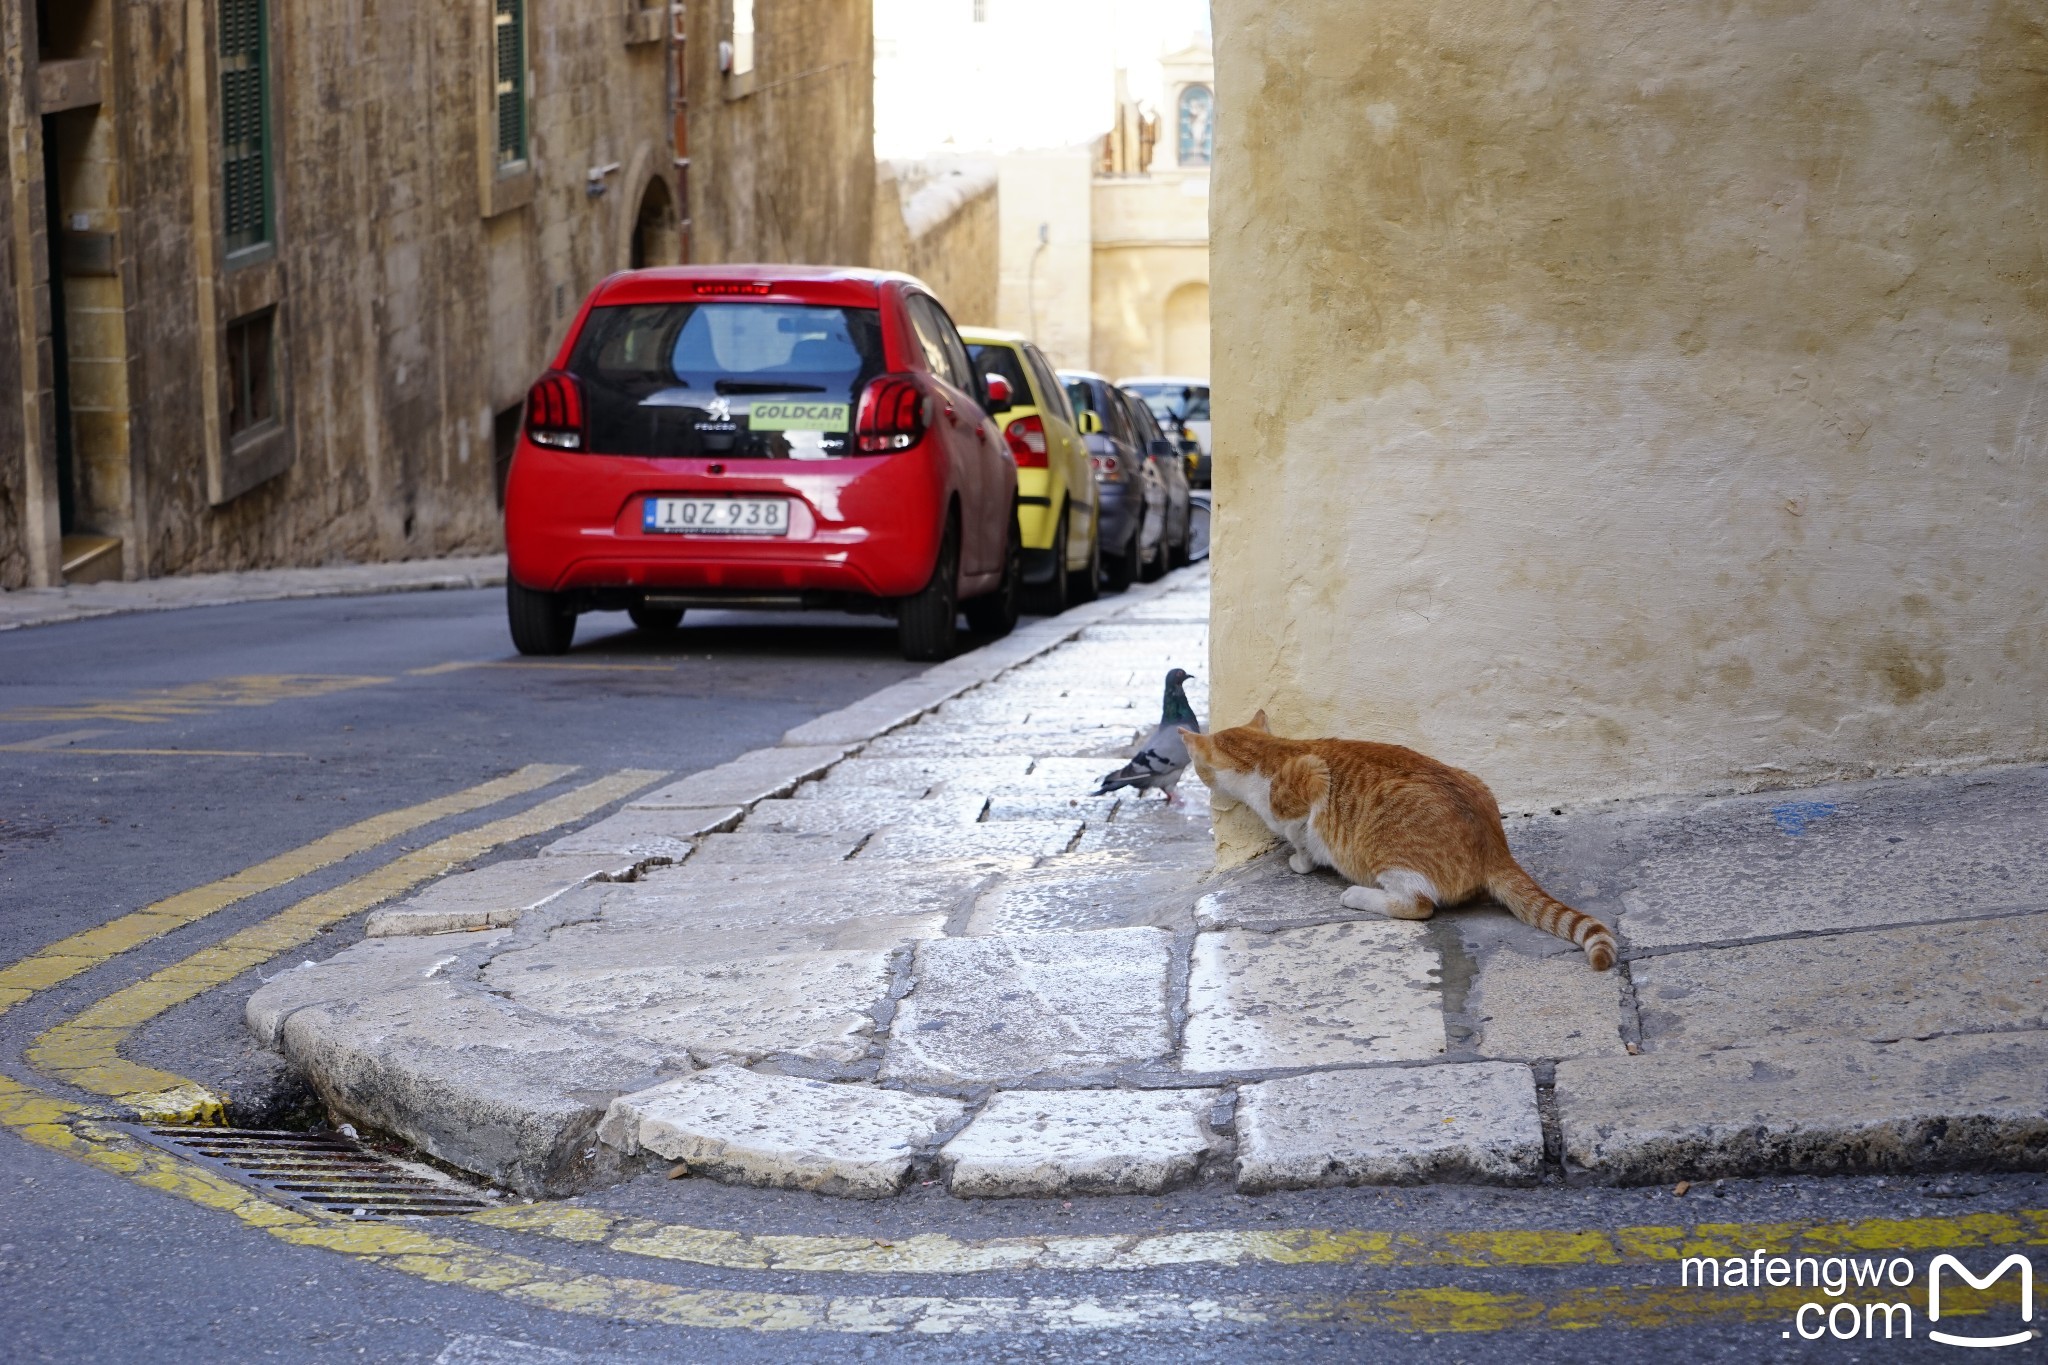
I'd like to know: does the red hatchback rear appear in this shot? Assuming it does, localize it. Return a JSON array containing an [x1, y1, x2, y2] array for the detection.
[[504, 266, 1019, 660]]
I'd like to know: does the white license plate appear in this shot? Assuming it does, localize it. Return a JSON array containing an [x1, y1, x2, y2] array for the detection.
[[644, 496, 790, 536]]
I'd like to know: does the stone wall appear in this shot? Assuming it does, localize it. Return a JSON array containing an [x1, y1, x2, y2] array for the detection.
[[0, 8, 26, 589], [684, 0, 876, 267], [872, 160, 1000, 326], [1208, 0, 2048, 857], [994, 151, 1092, 371]]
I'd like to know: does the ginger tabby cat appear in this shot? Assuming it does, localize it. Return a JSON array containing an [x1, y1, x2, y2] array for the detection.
[[1181, 712, 1617, 971]]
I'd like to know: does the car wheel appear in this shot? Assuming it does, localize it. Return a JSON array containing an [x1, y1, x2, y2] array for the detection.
[[1070, 518, 1100, 604], [1025, 509, 1070, 616], [898, 518, 961, 661], [628, 605, 684, 633], [507, 581, 576, 656], [963, 513, 1021, 638]]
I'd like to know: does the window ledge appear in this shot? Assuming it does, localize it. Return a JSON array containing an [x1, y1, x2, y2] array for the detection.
[[625, 7, 665, 45], [213, 420, 293, 506], [483, 165, 534, 218], [723, 69, 757, 101]]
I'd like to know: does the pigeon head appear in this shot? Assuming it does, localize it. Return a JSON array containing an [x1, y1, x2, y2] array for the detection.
[[1161, 668, 1198, 726]]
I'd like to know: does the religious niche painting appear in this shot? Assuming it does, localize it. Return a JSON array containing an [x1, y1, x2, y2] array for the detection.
[[1177, 83, 1213, 166]]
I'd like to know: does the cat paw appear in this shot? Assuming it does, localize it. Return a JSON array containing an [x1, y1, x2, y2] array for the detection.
[[1339, 885, 1389, 913], [1288, 851, 1315, 875]]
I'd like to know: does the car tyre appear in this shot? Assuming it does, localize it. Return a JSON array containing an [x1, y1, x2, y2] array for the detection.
[[1070, 518, 1100, 604], [628, 605, 684, 633], [1025, 509, 1070, 616], [964, 513, 1021, 638], [898, 518, 961, 661], [507, 581, 576, 655]]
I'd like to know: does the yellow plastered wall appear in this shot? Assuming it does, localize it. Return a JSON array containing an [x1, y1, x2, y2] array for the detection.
[[1208, 0, 2048, 861]]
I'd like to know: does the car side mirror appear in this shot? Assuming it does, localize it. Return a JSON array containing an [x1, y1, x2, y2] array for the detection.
[[1077, 410, 1103, 436], [983, 373, 1012, 410]]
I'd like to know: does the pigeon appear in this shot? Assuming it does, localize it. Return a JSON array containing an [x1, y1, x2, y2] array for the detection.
[[1093, 668, 1202, 801]]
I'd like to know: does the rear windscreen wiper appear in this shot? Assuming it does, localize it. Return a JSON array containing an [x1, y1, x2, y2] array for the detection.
[[712, 380, 829, 394]]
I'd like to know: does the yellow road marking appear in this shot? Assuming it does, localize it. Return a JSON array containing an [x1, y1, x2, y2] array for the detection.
[[25, 768, 664, 1120], [0, 1068, 2026, 1337], [411, 661, 678, 675], [0, 673, 392, 726], [470, 1202, 2048, 1277], [0, 765, 572, 1017], [0, 767, 571, 1014]]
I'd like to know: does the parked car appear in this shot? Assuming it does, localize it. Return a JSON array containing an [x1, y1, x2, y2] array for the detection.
[[961, 328, 1099, 615], [504, 265, 1018, 662], [1119, 376, 1211, 487], [1059, 370, 1157, 593], [1121, 387, 1193, 577]]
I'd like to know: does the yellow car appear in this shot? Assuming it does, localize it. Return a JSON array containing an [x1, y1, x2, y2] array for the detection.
[[962, 328, 1100, 613]]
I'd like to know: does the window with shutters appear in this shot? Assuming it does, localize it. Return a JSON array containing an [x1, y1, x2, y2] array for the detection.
[[219, 0, 272, 255], [225, 310, 278, 439], [493, 0, 528, 169]]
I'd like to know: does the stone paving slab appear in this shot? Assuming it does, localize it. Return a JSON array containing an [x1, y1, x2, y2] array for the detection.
[[860, 723, 1144, 759], [539, 807, 739, 863], [1181, 922, 1445, 1073], [942, 1088, 1223, 1196], [627, 746, 849, 810], [363, 856, 630, 938], [589, 860, 991, 932], [1556, 1032, 2048, 1182], [600, 1066, 968, 1197], [961, 858, 1209, 937], [820, 754, 1036, 795], [1236, 1063, 1544, 1192], [1632, 913, 2048, 1050], [1616, 766, 2048, 947], [1468, 948, 1629, 1062], [858, 819, 1083, 863], [744, 793, 987, 834], [249, 936, 674, 1197], [483, 947, 896, 1065], [686, 832, 863, 864], [882, 929, 1176, 1086]]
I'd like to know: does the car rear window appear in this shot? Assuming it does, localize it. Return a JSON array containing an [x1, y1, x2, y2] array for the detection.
[[967, 343, 1030, 406], [1127, 383, 1210, 424], [567, 302, 885, 458]]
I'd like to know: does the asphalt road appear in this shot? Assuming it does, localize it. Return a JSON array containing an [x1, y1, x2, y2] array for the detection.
[[0, 589, 2039, 1363]]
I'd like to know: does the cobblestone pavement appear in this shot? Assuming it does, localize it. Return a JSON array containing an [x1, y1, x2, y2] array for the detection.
[[247, 564, 2048, 1203], [0, 554, 507, 632]]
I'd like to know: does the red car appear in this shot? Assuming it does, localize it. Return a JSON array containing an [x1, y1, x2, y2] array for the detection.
[[504, 266, 1020, 660]]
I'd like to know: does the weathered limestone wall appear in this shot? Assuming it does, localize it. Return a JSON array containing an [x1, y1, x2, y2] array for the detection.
[[1091, 172, 1209, 380], [1209, 0, 2048, 855], [0, 17, 25, 589], [686, 0, 876, 266], [872, 161, 1000, 326], [995, 151, 1093, 370]]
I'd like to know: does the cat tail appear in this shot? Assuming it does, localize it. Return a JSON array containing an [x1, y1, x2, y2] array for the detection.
[[1486, 862, 1617, 971]]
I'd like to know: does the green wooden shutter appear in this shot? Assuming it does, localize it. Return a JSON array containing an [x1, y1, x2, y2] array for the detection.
[[220, 0, 271, 254], [494, 0, 527, 167]]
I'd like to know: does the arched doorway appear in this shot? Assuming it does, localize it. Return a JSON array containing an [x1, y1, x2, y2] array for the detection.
[[1163, 281, 1210, 378], [630, 176, 680, 269]]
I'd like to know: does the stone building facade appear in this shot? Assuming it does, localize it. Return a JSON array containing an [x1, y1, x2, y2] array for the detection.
[[0, 0, 888, 590], [1207, 0, 2048, 860]]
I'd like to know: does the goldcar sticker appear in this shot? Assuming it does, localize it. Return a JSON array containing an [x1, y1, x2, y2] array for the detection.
[[748, 401, 850, 432]]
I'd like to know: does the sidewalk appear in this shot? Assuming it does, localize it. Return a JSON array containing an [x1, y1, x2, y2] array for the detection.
[[0, 555, 507, 632], [247, 566, 2048, 1199]]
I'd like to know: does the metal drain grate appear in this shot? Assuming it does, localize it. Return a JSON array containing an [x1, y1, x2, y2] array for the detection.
[[135, 1125, 498, 1219]]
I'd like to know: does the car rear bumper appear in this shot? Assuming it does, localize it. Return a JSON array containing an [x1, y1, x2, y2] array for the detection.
[[1097, 480, 1142, 553], [504, 440, 947, 602]]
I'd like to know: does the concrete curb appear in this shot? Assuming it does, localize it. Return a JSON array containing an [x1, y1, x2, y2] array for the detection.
[[0, 554, 508, 632]]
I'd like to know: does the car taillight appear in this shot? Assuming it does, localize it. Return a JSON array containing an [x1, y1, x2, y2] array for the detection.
[[1004, 414, 1048, 468], [855, 375, 927, 453], [1090, 452, 1124, 483], [524, 371, 585, 451]]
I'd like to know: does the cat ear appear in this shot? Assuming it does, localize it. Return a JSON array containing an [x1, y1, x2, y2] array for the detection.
[[1249, 709, 1271, 733]]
